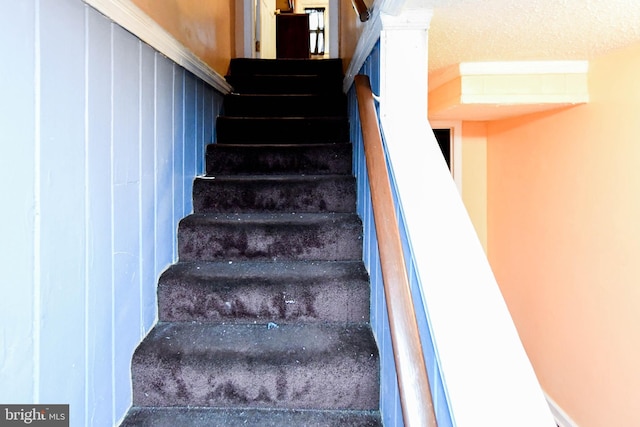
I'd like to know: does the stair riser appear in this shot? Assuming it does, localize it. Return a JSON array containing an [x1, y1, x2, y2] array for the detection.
[[226, 75, 343, 95], [178, 219, 363, 262], [228, 58, 343, 76], [193, 177, 356, 213], [132, 355, 378, 411], [217, 117, 350, 144], [158, 276, 370, 324], [224, 94, 347, 117], [206, 144, 352, 176]]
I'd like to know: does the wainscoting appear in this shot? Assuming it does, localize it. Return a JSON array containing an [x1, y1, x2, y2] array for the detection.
[[0, 1, 223, 425]]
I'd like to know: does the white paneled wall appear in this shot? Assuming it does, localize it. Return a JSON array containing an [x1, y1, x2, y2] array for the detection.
[[0, 1, 223, 425]]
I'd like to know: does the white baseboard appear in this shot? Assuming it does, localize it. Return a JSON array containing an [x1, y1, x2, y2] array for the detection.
[[544, 391, 580, 427]]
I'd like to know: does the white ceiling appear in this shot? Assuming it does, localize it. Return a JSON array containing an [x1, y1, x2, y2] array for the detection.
[[428, 0, 640, 73]]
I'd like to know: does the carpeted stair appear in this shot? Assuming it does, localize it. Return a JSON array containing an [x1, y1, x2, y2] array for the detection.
[[120, 58, 381, 426]]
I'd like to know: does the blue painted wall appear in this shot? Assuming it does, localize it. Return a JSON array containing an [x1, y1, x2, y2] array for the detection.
[[348, 41, 454, 426], [0, 1, 223, 425]]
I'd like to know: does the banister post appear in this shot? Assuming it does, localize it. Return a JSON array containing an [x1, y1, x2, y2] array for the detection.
[[378, 4, 432, 126]]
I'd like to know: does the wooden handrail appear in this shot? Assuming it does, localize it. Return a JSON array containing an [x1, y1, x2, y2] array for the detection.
[[355, 75, 438, 427], [351, 0, 371, 22]]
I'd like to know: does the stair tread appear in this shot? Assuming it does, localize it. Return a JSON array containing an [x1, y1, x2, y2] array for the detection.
[[205, 143, 353, 175], [178, 212, 362, 262], [227, 93, 345, 98], [161, 260, 368, 282], [228, 58, 343, 76], [223, 93, 347, 117], [216, 116, 350, 144], [218, 116, 347, 120], [226, 76, 344, 95], [193, 174, 356, 213], [121, 407, 382, 427], [181, 211, 361, 224], [233, 73, 334, 78], [157, 260, 370, 324], [207, 142, 351, 149], [196, 174, 352, 180], [133, 322, 379, 410], [135, 321, 376, 358]]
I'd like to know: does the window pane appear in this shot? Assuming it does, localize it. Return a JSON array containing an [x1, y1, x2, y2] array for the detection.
[[309, 33, 317, 54], [309, 12, 318, 30]]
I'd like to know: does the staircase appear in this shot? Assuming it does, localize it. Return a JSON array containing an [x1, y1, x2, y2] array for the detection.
[[120, 58, 381, 426]]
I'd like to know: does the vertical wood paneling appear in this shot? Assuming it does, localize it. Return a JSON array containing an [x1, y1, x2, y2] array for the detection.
[[0, 1, 225, 424], [173, 67, 186, 260], [155, 54, 176, 273], [86, 8, 115, 425], [0, 0, 37, 404], [112, 25, 142, 418], [38, 1, 87, 423], [183, 72, 197, 215], [203, 86, 214, 168], [140, 42, 157, 332], [196, 81, 204, 174]]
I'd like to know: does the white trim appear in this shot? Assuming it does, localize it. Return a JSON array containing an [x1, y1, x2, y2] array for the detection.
[[241, 0, 256, 58], [430, 120, 462, 193], [460, 60, 589, 76], [430, 61, 589, 92], [328, 0, 339, 58], [83, 0, 232, 94], [235, 0, 248, 58], [544, 392, 580, 427], [343, 15, 382, 92], [343, 1, 433, 91]]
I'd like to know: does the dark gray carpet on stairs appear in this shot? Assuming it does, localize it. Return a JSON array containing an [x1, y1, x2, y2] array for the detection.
[[119, 58, 382, 426]]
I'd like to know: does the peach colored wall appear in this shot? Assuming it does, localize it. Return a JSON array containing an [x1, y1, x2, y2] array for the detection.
[[339, 0, 366, 70], [461, 122, 488, 252], [486, 42, 640, 427], [131, 0, 235, 75]]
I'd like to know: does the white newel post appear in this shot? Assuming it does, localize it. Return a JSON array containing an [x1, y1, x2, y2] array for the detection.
[[378, 6, 432, 128]]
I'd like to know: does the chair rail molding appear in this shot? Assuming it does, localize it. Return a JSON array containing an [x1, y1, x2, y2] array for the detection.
[[83, 0, 233, 94]]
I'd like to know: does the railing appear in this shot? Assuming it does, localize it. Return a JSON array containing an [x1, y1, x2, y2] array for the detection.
[[351, 0, 371, 22], [355, 74, 437, 427]]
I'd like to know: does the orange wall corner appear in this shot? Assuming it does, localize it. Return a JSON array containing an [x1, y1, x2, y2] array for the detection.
[[131, 0, 235, 76], [486, 41, 640, 427], [460, 121, 488, 253]]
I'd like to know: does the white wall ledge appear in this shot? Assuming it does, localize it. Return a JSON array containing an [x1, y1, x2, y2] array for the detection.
[[430, 60, 589, 92], [429, 60, 589, 121]]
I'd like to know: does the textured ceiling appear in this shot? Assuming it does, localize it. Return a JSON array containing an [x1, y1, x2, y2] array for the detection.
[[428, 0, 640, 72]]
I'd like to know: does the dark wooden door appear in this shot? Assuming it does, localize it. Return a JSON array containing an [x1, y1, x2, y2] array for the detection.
[[276, 14, 310, 59]]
